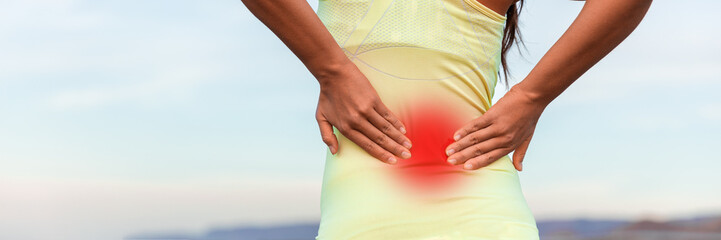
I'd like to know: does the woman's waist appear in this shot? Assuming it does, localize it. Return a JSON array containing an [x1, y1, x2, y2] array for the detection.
[[321, 142, 519, 206], [322, 98, 514, 196]]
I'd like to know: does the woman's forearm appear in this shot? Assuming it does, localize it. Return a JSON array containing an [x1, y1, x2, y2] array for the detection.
[[513, 0, 653, 106], [241, 0, 352, 85]]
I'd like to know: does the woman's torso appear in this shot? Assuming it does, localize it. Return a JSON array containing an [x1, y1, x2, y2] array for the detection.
[[314, 0, 539, 239]]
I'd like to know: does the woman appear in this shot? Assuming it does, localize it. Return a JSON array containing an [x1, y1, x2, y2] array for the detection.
[[241, 0, 651, 238]]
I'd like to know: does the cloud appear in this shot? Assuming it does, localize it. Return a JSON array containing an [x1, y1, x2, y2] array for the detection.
[[0, 1, 252, 110], [47, 66, 212, 110], [0, 0, 114, 35], [0, 176, 321, 240], [696, 102, 721, 122], [525, 175, 721, 220]]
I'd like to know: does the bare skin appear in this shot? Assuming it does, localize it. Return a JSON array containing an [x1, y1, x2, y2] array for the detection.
[[241, 0, 653, 170], [446, 0, 653, 171], [241, 0, 412, 164]]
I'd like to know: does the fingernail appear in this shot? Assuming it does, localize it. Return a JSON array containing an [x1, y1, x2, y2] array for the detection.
[[454, 133, 461, 141], [446, 148, 454, 156], [329, 146, 335, 154], [388, 157, 397, 164], [447, 158, 456, 165], [400, 127, 407, 134], [401, 151, 411, 159], [464, 162, 473, 169], [403, 141, 412, 149]]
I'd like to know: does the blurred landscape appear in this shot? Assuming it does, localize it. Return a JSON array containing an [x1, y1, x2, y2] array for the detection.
[[126, 213, 721, 240]]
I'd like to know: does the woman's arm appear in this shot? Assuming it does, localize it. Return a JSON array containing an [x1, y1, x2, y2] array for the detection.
[[240, 0, 347, 81], [241, 0, 413, 164], [514, 0, 653, 105], [445, 0, 653, 171]]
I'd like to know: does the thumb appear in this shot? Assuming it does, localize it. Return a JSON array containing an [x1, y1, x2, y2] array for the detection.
[[316, 113, 339, 155], [512, 132, 534, 172]]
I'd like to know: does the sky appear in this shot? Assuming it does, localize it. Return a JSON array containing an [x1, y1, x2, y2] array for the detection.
[[0, 0, 719, 240]]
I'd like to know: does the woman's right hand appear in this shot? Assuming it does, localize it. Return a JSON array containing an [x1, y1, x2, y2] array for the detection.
[[315, 61, 412, 165]]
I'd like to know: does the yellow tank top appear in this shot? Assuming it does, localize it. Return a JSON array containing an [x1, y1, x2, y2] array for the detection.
[[315, 0, 539, 239]]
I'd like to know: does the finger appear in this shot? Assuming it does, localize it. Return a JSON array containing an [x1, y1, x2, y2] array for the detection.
[[344, 128, 402, 164], [352, 118, 411, 160], [445, 125, 500, 157], [452, 115, 492, 142], [367, 109, 412, 150], [374, 102, 407, 134], [316, 112, 339, 154], [463, 147, 512, 170], [446, 136, 505, 166], [512, 132, 534, 171]]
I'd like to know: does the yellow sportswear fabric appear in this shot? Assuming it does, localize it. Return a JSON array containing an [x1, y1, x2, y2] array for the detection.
[[314, 0, 539, 239]]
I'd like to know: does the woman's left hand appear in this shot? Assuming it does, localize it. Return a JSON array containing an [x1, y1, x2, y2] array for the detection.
[[445, 85, 549, 171]]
